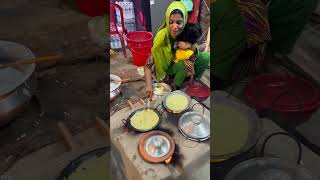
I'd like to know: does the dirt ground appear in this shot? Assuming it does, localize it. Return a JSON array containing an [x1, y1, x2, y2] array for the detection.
[[0, 57, 109, 174], [110, 50, 148, 116]]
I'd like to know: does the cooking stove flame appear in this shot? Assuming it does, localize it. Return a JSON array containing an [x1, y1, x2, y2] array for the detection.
[[165, 156, 172, 164]]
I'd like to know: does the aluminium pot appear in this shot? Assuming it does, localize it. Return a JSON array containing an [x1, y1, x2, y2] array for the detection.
[[158, 90, 192, 124], [110, 74, 121, 101], [0, 40, 37, 126]]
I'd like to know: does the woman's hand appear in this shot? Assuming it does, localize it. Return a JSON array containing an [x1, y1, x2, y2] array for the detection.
[[146, 84, 153, 99], [177, 41, 192, 50]]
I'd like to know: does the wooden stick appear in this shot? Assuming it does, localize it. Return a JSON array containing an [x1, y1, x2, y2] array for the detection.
[[96, 116, 110, 139], [139, 98, 146, 105], [57, 122, 77, 150], [127, 100, 135, 110], [112, 78, 142, 84], [0, 54, 63, 69]]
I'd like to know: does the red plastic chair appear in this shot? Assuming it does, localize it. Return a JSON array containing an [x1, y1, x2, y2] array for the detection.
[[188, 0, 201, 24], [110, 2, 127, 57]]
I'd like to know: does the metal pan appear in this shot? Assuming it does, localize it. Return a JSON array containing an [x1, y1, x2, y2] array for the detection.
[[122, 99, 162, 133], [211, 91, 263, 163], [162, 90, 192, 114]]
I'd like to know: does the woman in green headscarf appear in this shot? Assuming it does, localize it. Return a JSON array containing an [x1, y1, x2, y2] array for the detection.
[[212, 0, 271, 88], [212, 0, 317, 89], [144, 1, 210, 98]]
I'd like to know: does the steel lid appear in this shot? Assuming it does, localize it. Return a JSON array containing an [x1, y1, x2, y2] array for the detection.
[[225, 157, 319, 180], [138, 131, 175, 163], [178, 111, 210, 141], [145, 135, 171, 157]]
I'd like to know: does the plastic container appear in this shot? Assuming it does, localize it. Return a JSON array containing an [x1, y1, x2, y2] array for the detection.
[[245, 73, 320, 125], [126, 31, 153, 49], [130, 47, 151, 66]]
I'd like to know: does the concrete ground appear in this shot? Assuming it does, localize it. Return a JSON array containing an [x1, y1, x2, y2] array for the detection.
[[0, 58, 109, 174]]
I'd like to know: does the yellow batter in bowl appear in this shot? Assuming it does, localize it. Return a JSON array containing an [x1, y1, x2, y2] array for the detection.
[[68, 153, 109, 180], [130, 109, 159, 131], [165, 94, 189, 112]]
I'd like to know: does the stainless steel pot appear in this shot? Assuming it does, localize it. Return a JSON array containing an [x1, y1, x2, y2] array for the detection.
[[0, 40, 37, 126], [162, 90, 192, 114], [110, 74, 121, 101]]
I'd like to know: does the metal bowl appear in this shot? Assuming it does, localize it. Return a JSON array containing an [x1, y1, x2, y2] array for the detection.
[[153, 83, 172, 96], [152, 82, 172, 101], [0, 40, 36, 126], [110, 74, 121, 101], [178, 111, 210, 141], [211, 91, 263, 163], [162, 91, 192, 114], [127, 107, 162, 132]]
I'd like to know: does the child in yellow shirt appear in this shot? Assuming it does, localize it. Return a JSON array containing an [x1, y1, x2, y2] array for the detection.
[[173, 23, 202, 77]]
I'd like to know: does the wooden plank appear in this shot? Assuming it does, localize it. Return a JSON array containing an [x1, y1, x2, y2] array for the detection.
[[96, 116, 110, 139]]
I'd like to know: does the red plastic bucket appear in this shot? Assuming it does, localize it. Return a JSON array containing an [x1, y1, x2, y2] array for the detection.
[[130, 47, 151, 66], [126, 31, 153, 49], [76, 0, 108, 17]]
